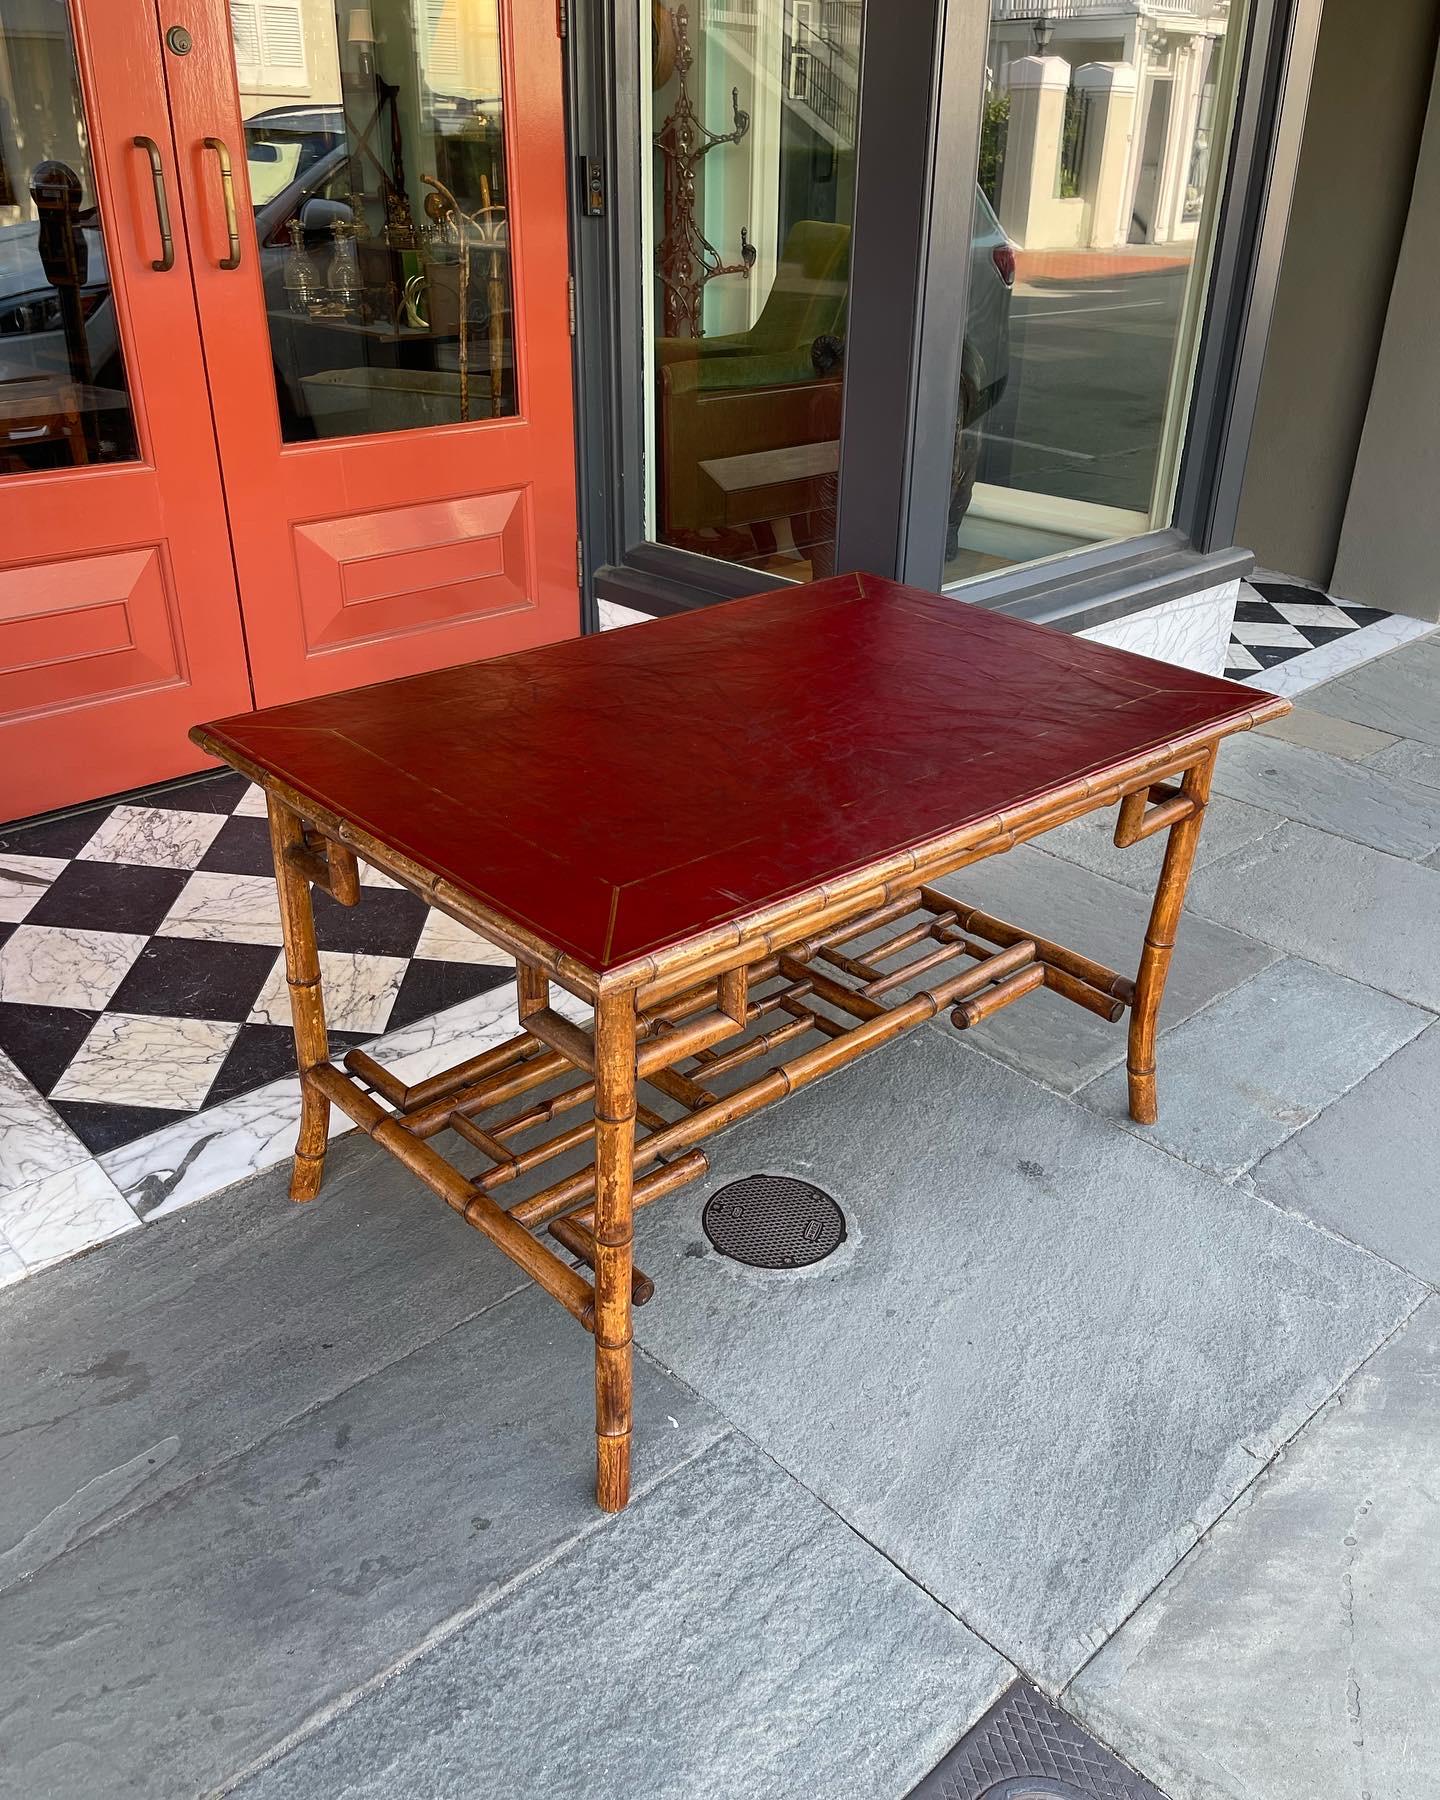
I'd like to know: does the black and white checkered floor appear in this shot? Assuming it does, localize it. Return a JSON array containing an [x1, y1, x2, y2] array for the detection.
[[0, 768, 514, 1156], [1224, 579, 1391, 680]]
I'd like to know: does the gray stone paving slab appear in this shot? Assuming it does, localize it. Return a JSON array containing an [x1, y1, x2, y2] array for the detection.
[[1208, 731, 1440, 857], [1188, 820, 1440, 1010], [1366, 735, 1440, 790], [1070, 1301, 1440, 1800], [0, 1134, 528, 1590], [1077, 958, 1429, 1176], [1252, 1021, 1440, 1284], [1037, 793, 1279, 893], [1255, 707, 1397, 760], [238, 1434, 1011, 1800], [1303, 633, 1440, 744], [934, 846, 1278, 1092], [0, 1287, 723, 1800], [629, 1030, 1423, 1691]]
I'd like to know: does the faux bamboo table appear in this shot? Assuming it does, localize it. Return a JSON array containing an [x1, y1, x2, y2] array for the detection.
[[193, 573, 1288, 1511]]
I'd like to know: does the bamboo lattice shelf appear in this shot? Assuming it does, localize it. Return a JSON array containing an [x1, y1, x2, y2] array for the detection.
[[193, 572, 1288, 1513]]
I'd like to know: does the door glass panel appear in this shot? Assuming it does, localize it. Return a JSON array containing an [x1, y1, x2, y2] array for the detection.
[[944, 3, 1245, 584], [233, 0, 516, 441], [640, 0, 860, 582], [0, 0, 138, 475]]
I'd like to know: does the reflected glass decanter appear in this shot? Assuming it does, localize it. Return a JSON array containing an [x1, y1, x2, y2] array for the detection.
[[327, 219, 362, 314], [283, 218, 318, 315]]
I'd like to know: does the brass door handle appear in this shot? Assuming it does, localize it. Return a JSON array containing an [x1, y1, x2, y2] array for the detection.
[[202, 135, 242, 269], [132, 135, 174, 271]]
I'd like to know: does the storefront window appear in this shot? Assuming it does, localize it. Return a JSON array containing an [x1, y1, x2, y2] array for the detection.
[[231, 0, 516, 442], [641, 0, 859, 580], [945, 2, 1244, 584], [0, 0, 138, 476]]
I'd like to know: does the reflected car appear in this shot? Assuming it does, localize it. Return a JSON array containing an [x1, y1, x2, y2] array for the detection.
[[0, 216, 134, 468]]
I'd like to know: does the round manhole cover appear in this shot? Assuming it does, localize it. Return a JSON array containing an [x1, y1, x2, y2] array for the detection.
[[701, 1175, 846, 1269]]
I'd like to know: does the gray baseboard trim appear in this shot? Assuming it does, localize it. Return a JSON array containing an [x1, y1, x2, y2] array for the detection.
[[595, 537, 1253, 633]]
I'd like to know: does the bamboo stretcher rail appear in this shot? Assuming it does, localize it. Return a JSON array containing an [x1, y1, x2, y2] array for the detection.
[[307, 1062, 596, 1326], [509, 934, 1039, 1233]]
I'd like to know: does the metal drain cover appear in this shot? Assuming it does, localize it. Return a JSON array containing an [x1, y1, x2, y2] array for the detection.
[[701, 1175, 845, 1269], [909, 1682, 1167, 1799]]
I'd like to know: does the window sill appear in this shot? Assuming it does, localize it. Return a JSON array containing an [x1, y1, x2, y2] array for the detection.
[[593, 533, 1253, 635]]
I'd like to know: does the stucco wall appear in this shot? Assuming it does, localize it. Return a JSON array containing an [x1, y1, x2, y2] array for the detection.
[[1329, 56, 1440, 621], [1234, 0, 1440, 587]]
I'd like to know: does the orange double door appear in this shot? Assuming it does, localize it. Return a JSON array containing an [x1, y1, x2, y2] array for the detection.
[[1, 0, 579, 823]]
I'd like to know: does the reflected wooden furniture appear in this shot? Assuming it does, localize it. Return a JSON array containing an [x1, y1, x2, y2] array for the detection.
[[193, 573, 1287, 1513]]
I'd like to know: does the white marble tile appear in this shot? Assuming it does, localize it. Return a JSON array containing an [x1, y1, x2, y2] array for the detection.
[[249, 949, 407, 1035], [99, 1074, 337, 1222], [369, 983, 525, 1090], [100, 984, 591, 1223], [1244, 614, 1438, 698], [77, 804, 226, 869], [0, 924, 146, 1009], [597, 598, 654, 631], [0, 1237, 26, 1289], [156, 872, 283, 946], [1080, 580, 1238, 678], [0, 855, 68, 924], [1223, 643, 1261, 673], [412, 907, 515, 966], [0, 1158, 139, 1270], [233, 784, 269, 818], [51, 1014, 239, 1111], [358, 861, 402, 889], [1248, 567, 1321, 591], [0, 1051, 93, 1192], [1271, 601, 1362, 630]]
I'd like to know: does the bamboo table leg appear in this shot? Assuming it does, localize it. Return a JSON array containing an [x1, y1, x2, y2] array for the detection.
[[1127, 751, 1215, 1125], [592, 989, 638, 1512], [267, 797, 332, 1201]]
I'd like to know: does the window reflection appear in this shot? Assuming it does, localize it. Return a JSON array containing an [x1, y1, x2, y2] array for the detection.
[[644, 0, 860, 581], [947, 2, 1243, 584], [233, 0, 515, 442], [0, 0, 137, 476]]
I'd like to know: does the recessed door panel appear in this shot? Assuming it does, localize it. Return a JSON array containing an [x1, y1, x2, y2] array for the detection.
[[0, 0, 252, 822], [295, 487, 532, 651], [168, 0, 579, 704]]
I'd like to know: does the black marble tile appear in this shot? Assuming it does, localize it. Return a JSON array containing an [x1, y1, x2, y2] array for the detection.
[[105, 938, 279, 1023], [198, 815, 276, 877], [0, 1002, 99, 1095], [312, 884, 429, 958], [1292, 624, 1359, 650], [1232, 598, 1288, 624], [50, 1098, 190, 1155], [0, 807, 112, 859], [203, 1024, 371, 1110], [26, 861, 189, 936], [1250, 580, 1329, 610], [1335, 604, 1392, 628], [130, 771, 251, 815], [385, 957, 512, 1034]]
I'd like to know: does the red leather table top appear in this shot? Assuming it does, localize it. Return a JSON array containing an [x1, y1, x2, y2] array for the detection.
[[198, 573, 1278, 976]]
